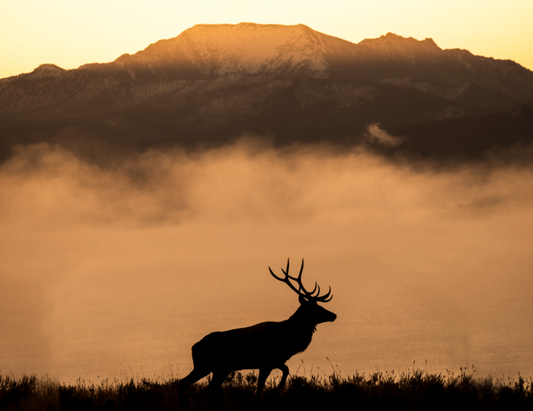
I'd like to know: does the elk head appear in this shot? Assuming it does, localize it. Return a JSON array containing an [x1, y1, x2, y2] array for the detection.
[[269, 258, 337, 326]]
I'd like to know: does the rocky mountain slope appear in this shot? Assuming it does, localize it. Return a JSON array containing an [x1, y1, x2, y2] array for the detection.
[[1, 23, 533, 161]]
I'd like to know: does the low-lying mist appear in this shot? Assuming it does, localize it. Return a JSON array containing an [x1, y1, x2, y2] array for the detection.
[[1, 139, 532, 383]]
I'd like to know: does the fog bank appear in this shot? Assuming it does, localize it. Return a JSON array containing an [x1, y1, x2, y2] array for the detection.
[[1, 140, 532, 382]]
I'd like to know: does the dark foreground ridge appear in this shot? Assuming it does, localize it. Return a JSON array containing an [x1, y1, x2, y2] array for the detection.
[[2, 368, 532, 411]]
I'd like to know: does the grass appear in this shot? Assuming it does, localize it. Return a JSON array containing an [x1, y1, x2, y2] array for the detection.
[[1, 365, 532, 411]]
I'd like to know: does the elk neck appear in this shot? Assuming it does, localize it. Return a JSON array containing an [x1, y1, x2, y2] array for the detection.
[[287, 304, 318, 334]]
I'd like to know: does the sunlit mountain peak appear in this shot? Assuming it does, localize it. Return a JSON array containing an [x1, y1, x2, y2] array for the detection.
[[115, 22, 357, 77], [30, 64, 66, 77]]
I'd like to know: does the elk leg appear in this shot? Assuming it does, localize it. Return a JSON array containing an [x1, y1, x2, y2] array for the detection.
[[256, 368, 272, 394], [179, 368, 210, 392], [209, 369, 231, 389], [277, 364, 289, 389]]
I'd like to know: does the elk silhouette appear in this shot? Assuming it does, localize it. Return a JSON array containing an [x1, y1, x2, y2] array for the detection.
[[178, 259, 336, 394]]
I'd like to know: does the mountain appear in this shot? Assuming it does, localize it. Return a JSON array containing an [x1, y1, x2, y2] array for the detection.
[[1, 23, 533, 162]]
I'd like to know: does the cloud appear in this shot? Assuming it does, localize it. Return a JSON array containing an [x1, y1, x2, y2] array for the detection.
[[365, 123, 403, 146]]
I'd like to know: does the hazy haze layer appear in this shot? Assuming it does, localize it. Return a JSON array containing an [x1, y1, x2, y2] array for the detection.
[[1, 140, 532, 383]]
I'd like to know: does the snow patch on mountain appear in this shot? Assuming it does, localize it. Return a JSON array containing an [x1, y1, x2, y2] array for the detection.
[[125, 23, 357, 78]]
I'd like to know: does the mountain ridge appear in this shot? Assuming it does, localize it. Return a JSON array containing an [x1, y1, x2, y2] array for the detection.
[[1, 23, 532, 162]]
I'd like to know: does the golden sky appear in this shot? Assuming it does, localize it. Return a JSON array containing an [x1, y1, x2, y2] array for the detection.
[[2, 0, 533, 78]]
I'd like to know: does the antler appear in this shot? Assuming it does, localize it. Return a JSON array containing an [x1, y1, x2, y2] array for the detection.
[[269, 258, 333, 303]]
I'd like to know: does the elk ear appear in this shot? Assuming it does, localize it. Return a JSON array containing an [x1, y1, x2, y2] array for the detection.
[[298, 294, 308, 305]]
